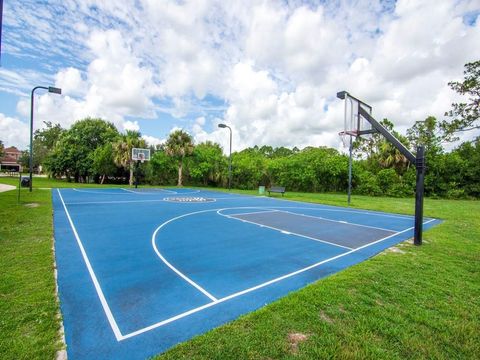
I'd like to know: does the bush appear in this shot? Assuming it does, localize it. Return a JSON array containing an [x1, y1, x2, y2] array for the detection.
[[377, 168, 398, 193], [356, 171, 381, 196]]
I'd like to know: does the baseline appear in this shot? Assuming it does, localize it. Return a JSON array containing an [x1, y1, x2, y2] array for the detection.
[[262, 196, 417, 220]]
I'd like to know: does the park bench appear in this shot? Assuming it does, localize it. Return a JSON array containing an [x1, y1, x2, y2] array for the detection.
[[267, 186, 286, 196]]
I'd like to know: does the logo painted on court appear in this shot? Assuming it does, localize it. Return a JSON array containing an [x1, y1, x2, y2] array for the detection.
[[163, 197, 216, 203]]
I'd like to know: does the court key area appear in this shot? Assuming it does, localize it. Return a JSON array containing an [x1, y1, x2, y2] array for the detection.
[[53, 188, 440, 359]]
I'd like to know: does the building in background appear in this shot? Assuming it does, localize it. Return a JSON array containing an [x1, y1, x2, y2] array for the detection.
[[0, 146, 23, 172]]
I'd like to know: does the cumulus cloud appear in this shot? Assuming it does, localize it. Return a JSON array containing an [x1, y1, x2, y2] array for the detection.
[[1, 0, 479, 151], [0, 114, 29, 149], [122, 121, 140, 132], [55, 67, 88, 97], [142, 135, 164, 147]]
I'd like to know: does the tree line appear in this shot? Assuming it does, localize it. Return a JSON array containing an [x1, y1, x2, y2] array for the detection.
[[16, 114, 478, 199], [7, 60, 480, 199]]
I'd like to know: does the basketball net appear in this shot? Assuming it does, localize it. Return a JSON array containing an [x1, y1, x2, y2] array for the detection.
[[338, 130, 358, 148]]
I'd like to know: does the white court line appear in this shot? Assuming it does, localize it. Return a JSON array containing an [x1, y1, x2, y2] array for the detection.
[[65, 196, 255, 205], [72, 188, 128, 195], [262, 196, 417, 220], [56, 189, 124, 341], [280, 210, 397, 233], [66, 199, 168, 205], [58, 193, 437, 341], [121, 188, 178, 194], [151, 209, 219, 302], [227, 209, 279, 217], [218, 209, 353, 251], [121, 218, 437, 340]]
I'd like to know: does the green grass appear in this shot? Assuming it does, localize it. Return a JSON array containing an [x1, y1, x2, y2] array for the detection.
[[156, 194, 480, 359], [0, 189, 63, 359], [1, 179, 479, 359]]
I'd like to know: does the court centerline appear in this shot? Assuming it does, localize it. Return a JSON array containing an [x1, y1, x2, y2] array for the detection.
[[121, 218, 436, 340]]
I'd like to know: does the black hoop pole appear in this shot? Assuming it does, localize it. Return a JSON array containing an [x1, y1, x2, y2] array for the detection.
[[338, 91, 426, 245], [135, 160, 139, 189], [414, 145, 426, 245]]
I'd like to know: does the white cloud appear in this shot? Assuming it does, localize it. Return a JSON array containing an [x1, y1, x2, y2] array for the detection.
[[55, 67, 88, 97], [122, 121, 140, 132], [142, 134, 164, 146], [1, 0, 479, 151], [0, 114, 30, 149]]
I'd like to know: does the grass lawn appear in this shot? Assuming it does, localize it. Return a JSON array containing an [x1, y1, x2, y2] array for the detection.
[[1, 178, 479, 359]]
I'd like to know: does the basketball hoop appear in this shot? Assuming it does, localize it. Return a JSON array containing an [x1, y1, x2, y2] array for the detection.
[[132, 148, 150, 163], [338, 130, 358, 148], [338, 91, 374, 148]]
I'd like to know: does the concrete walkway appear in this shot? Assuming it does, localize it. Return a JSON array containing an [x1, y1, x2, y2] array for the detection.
[[0, 184, 16, 192]]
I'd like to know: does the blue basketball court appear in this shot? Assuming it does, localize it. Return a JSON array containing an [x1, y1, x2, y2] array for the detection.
[[53, 188, 440, 359]]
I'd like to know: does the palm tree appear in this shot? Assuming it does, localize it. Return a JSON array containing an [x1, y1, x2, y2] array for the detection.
[[113, 130, 146, 186], [378, 137, 410, 174], [164, 130, 194, 186]]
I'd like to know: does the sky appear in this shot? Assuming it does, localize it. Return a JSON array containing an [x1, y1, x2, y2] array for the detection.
[[0, 0, 479, 153]]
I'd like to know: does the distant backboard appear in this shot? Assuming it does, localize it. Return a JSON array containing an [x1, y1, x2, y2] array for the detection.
[[132, 148, 150, 162]]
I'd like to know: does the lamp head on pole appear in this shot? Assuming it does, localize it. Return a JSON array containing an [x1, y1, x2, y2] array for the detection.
[[48, 87, 62, 94], [218, 123, 227, 128]]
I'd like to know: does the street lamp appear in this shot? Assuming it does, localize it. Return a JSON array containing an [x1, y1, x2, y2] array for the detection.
[[29, 86, 62, 192], [218, 123, 232, 190]]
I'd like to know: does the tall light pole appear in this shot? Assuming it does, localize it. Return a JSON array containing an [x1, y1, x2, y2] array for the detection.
[[30, 86, 62, 192], [218, 123, 232, 190]]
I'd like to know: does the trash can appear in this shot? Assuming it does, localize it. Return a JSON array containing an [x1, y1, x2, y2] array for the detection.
[[258, 185, 265, 195], [21, 177, 30, 188]]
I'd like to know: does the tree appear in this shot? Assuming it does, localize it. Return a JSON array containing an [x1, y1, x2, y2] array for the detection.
[[355, 119, 411, 174], [406, 116, 446, 195], [377, 134, 411, 174], [31, 122, 65, 172], [441, 60, 480, 138], [189, 141, 226, 186], [147, 147, 179, 185], [164, 130, 194, 186], [231, 148, 267, 189], [271, 146, 294, 158], [92, 143, 117, 184], [407, 116, 444, 154], [112, 130, 146, 186], [46, 118, 119, 182], [453, 138, 480, 197], [0, 140, 4, 159]]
